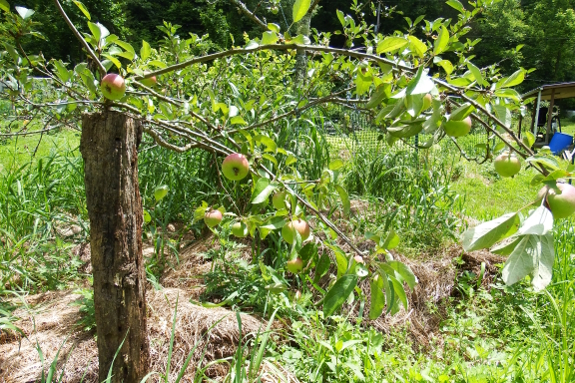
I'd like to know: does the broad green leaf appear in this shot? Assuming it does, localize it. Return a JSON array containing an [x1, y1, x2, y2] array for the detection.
[[369, 275, 385, 319], [493, 104, 511, 128], [267, 23, 280, 33], [366, 85, 388, 109], [517, 206, 553, 236], [154, 185, 169, 201], [53, 60, 70, 83], [329, 159, 344, 171], [494, 88, 521, 102], [336, 9, 345, 27], [406, 66, 434, 95], [292, 0, 311, 23], [140, 40, 151, 60], [526, 155, 560, 171], [335, 186, 350, 216], [491, 236, 521, 255], [387, 260, 417, 289], [251, 178, 275, 205], [450, 102, 475, 121], [408, 36, 427, 58], [299, 242, 317, 263], [72, 1, 91, 20], [15, 6, 35, 19], [377, 37, 408, 54], [0, 0, 9, 13], [446, 0, 464, 12], [500, 69, 524, 88], [230, 116, 247, 125], [433, 25, 449, 55], [436, 59, 453, 75], [531, 233, 554, 291], [314, 253, 331, 283], [323, 275, 358, 317], [143, 210, 152, 224], [115, 40, 136, 60], [261, 31, 278, 45], [335, 250, 348, 278], [467, 63, 483, 85], [102, 54, 121, 69], [382, 230, 400, 249], [148, 60, 167, 69], [389, 275, 408, 310], [461, 213, 520, 251], [522, 131, 535, 148], [502, 234, 554, 290]]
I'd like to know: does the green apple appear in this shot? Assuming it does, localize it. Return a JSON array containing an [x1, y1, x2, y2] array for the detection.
[[231, 221, 248, 237], [546, 183, 575, 219], [222, 153, 249, 181], [442, 116, 472, 137], [140, 75, 157, 87], [493, 152, 521, 177], [100, 73, 126, 101], [204, 209, 223, 228], [422, 93, 432, 111], [286, 257, 303, 273]]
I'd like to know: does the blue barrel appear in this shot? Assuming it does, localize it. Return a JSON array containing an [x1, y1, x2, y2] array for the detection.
[[549, 132, 573, 155]]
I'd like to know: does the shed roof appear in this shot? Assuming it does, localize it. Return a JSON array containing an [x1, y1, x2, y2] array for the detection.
[[522, 82, 575, 101]]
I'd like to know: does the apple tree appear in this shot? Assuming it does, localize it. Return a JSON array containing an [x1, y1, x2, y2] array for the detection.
[[1, 0, 574, 381]]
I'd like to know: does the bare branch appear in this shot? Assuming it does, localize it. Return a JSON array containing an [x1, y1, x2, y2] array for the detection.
[[229, 0, 268, 31], [52, 0, 106, 77]]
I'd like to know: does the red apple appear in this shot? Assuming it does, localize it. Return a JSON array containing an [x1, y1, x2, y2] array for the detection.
[[100, 73, 126, 101], [222, 153, 250, 181], [442, 116, 472, 137], [281, 219, 310, 244], [546, 183, 575, 219], [204, 209, 223, 228], [286, 257, 303, 273], [494, 152, 521, 177], [231, 221, 248, 237]]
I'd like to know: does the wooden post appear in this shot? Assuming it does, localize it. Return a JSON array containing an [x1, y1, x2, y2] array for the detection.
[[546, 89, 556, 144], [80, 111, 149, 383], [533, 89, 542, 137]]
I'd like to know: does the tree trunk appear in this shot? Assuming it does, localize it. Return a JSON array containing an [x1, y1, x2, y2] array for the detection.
[[80, 111, 149, 383], [294, 11, 313, 88]]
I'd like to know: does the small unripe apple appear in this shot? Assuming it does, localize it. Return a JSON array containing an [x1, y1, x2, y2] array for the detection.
[[100, 73, 126, 101], [222, 153, 250, 181], [140, 76, 157, 87], [493, 152, 521, 177], [442, 116, 472, 137], [422, 93, 432, 111], [546, 183, 575, 219], [272, 191, 287, 210], [281, 219, 311, 244], [231, 221, 248, 238], [204, 209, 223, 228], [286, 257, 303, 273]]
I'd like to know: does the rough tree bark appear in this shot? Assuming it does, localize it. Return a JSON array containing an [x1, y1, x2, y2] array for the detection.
[[80, 111, 149, 383]]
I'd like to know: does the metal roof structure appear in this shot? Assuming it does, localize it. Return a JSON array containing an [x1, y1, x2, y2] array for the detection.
[[522, 81, 575, 101]]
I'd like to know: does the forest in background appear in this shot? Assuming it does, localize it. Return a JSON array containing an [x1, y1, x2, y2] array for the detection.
[[10, 0, 575, 101]]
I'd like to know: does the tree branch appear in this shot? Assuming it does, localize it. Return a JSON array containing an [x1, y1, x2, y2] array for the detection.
[[229, 0, 268, 31]]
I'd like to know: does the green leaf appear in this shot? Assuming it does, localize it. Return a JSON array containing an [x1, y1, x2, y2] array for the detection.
[[433, 25, 449, 55], [461, 213, 520, 251], [148, 60, 167, 69], [299, 242, 317, 263], [329, 159, 344, 171], [491, 237, 521, 255], [494, 88, 521, 102], [446, 0, 464, 12], [467, 63, 483, 86], [493, 104, 511, 128], [335, 250, 348, 278], [230, 116, 247, 125], [53, 60, 71, 83], [251, 178, 275, 205], [517, 206, 553, 236], [406, 67, 434, 95], [15, 6, 35, 19], [140, 40, 151, 60], [387, 261, 417, 289], [115, 40, 136, 60], [408, 36, 427, 58], [369, 275, 385, 319], [523, 131, 535, 148], [267, 23, 280, 33], [314, 253, 331, 283], [323, 275, 358, 317], [0, 0, 9, 13], [389, 275, 408, 310], [335, 185, 350, 216], [292, 0, 311, 23], [154, 185, 169, 201], [436, 59, 453, 75], [143, 210, 152, 224], [450, 102, 475, 121], [366, 85, 388, 109], [500, 69, 524, 88], [72, 1, 91, 20], [502, 234, 554, 290], [102, 54, 121, 69], [261, 31, 278, 45], [382, 230, 400, 250], [377, 37, 408, 54]]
